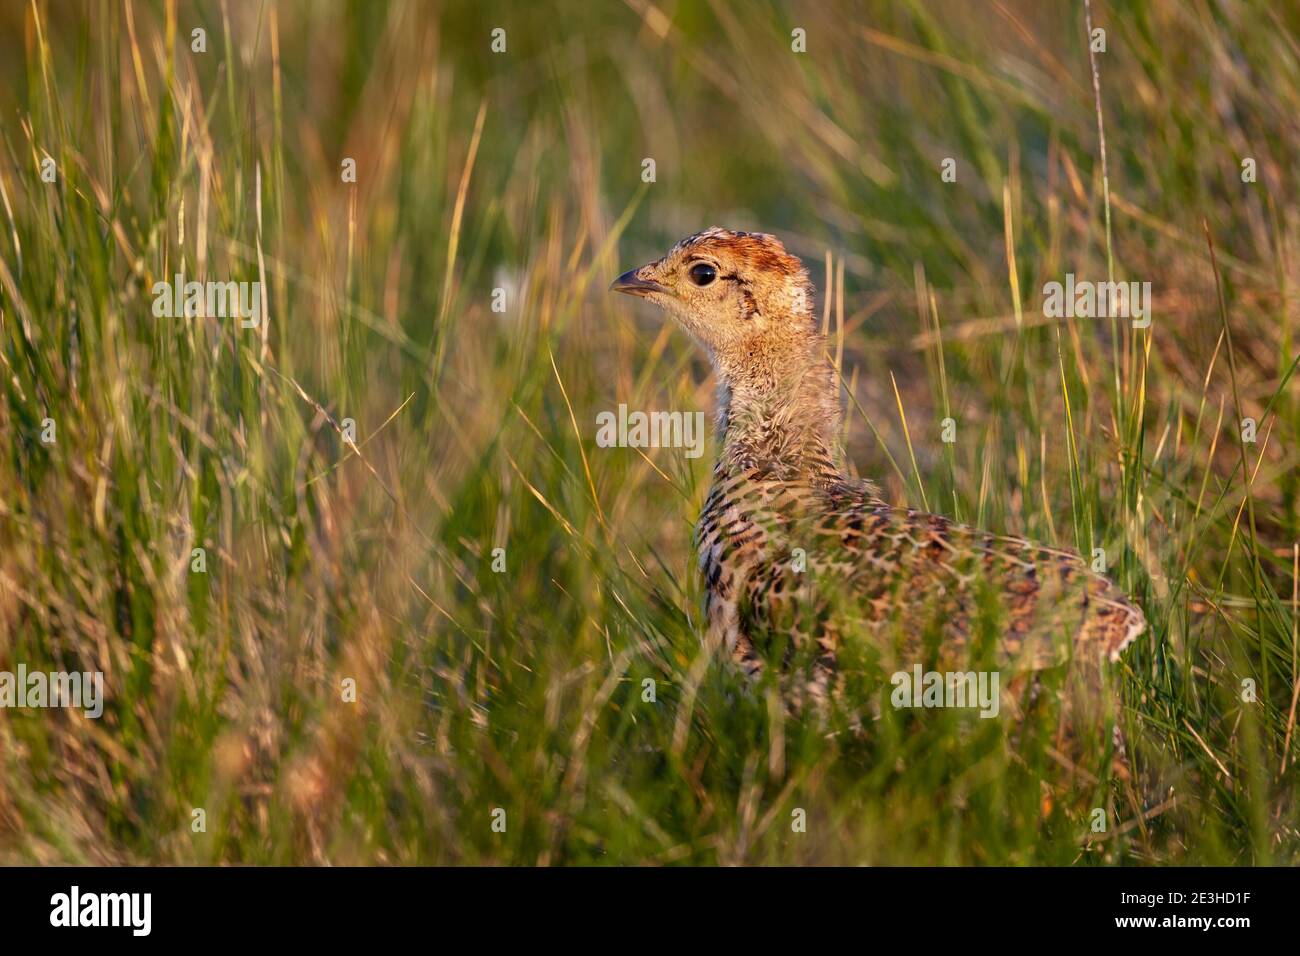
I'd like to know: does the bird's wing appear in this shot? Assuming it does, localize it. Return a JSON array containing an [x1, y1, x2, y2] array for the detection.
[[738, 495, 1145, 676]]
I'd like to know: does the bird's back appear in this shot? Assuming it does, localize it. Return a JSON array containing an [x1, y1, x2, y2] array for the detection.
[[696, 466, 1145, 703]]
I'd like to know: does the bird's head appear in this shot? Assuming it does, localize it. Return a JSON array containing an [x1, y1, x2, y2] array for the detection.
[[612, 227, 843, 471], [610, 227, 819, 376]]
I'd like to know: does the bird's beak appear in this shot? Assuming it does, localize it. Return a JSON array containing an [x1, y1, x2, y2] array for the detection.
[[610, 267, 668, 298]]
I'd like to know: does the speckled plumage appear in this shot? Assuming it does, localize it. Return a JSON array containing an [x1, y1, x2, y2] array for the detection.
[[613, 228, 1145, 715]]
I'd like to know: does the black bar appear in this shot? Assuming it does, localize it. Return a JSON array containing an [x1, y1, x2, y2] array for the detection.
[[0, 866, 1278, 942]]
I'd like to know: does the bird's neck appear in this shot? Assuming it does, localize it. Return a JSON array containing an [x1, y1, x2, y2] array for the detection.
[[713, 336, 843, 481]]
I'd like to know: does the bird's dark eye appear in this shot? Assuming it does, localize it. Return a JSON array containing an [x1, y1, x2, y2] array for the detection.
[[688, 262, 717, 286]]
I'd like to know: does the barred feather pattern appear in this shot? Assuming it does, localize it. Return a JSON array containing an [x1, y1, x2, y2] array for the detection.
[[695, 460, 1146, 708]]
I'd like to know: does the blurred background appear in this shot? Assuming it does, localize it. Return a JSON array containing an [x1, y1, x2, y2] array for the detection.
[[0, 0, 1297, 864]]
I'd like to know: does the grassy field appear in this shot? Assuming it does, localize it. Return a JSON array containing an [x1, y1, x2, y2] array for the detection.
[[0, 0, 1297, 865]]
